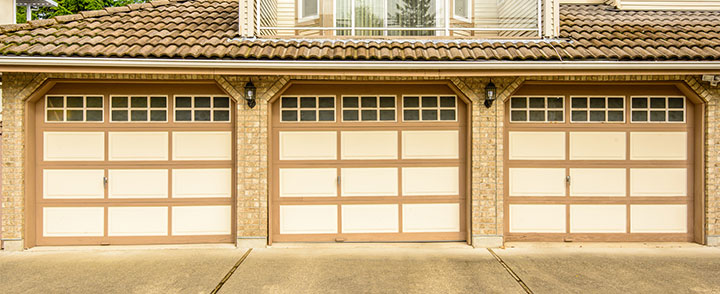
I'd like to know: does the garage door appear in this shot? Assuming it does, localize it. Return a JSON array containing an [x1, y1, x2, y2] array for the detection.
[[270, 83, 467, 242], [505, 84, 695, 242], [34, 84, 235, 245]]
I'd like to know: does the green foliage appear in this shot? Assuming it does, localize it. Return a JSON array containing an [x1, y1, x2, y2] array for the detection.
[[16, 0, 148, 23], [392, 0, 436, 36]]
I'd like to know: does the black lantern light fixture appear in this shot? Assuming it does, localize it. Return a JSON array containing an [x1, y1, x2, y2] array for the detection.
[[484, 80, 497, 108], [244, 81, 257, 109]]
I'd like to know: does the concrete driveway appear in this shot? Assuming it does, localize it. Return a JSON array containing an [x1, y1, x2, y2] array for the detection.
[[0, 245, 718, 294]]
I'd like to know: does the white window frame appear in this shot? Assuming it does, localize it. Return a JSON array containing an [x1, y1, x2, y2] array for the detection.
[[509, 96, 565, 123], [298, 0, 320, 23], [44, 95, 104, 123], [452, 0, 472, 23], [630, 96, 686, 123], [280, 95, 337, 123], [341, 95, 397, 122], [569, 96, 626, 124], [109, 95, 169, 123], [173, 95, 232, 123], [401, 95, 458, 122]]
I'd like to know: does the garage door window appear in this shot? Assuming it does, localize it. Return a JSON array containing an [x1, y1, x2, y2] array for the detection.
[[342, 96, 396, 121], [509, 96, 564, 123], [570, 96, 624, 123], [111, 96, 168, 122], [174, 96, 231, 122], [631, 96, 685, 123], [281, 96, 336, 122], [402, 95, 457, 121], [45, 95, 104, 122]]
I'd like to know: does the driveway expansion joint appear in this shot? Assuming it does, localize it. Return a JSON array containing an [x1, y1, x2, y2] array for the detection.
[[211, 248, 253, 294], [488, 249, 534, 294]]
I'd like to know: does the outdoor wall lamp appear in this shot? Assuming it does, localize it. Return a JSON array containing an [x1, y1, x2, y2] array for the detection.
[[484, 81, 497, 108], [244, 81, 257, 109]]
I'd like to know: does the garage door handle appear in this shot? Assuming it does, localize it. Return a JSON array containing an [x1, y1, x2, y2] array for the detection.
[[103, 176, 108, 188], [566, 176, 571, 185]]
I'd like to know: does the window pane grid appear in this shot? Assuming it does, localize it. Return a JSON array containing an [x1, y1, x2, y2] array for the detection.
[[631, 96, 685, 123], [570, 96, 625, 123], [45, 95, 104, 123], [280, 96, 336, 122], [111, 96, 168, 122], [341, 95, 396, 122], [174, 96, 231, 122], [402, 95, 457, 122], [509, 96, 564, 123]]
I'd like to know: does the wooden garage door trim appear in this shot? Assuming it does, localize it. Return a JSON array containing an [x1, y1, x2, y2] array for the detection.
[[268, 81, 471, 244], [503, 83, 703, 243], [25, 81, 236, 247]]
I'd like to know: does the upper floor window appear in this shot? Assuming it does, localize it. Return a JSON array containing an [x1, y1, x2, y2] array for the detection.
[[45, 95, 103, 122], [300, 0, 319, 20], [509, 96, 564, 123], [453, 0, 471, 21]]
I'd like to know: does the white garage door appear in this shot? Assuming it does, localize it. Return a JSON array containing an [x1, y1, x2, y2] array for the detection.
[[35, 88, 235, 246], [271, 84, 467, 242]]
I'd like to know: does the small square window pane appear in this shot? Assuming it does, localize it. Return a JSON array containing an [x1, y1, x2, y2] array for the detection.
[[175, 110, 192, 121], [47, 96, 64, 107], [151, 97, 167, 108], [318, 97, 334, 108], [404, 97, 419, 108], [112, 110, 128, 121], [300, 97, 316, 108], [529, 110, 544, 121], [547, 97, 563, 109], [111, 97, 128, 108], [380, 97, 395, 108], [214, 97, 230, 108], [195, 110, 211, 121], [361, 97, 377, 108], [529, 98, 544, 108], [440, 96, 455, 107], [131, 96, 147, 108], [195, 97, 211, 108], [282, 110, 298, 121], [379, 110, 395, 120], [547, 111, 563, 122], [282, 97, 298, 108], [404, 109, 419, 120], [343, 110, 359, 121], [510, 110, 527, 121], [571, 98, 587, 108], [361, 110, 377, 121], [150, 110, 167, 121], [318, 110, 334, 121], [632, 98, 648, 108], [176, 97, 192, 108], [422, 96, 438, 107], [422, 109, 438, 120], [131, 110, 148, 121], [510, 97, 526, 108], [571, 110, 587, 122], [608, 97, 623, 109], [589, 111, 605, 121], [440, 109, 455, 120], [86, 110, 103, 121], [47, 110, 63, 121], [668, 111, 684, 122], [67, 96, 84, 108], [343, 97, 359, 108], [67, 110, 83, 121], [214, 110, 230, 121], [650, 111, 666, 121], [589, 98, 605, 109], [86, 96, 103, 108], [650, 97, 666, 108], [608, 111, 624, 122], [300, 110, 316, 121], [631, 111, 648, 122], [668, 98, 684, 109]]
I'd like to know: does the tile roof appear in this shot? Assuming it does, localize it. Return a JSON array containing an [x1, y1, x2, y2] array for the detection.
[[0, 0, 719, 61]]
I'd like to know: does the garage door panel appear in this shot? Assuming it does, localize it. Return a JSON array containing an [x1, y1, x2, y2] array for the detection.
[[172, 206, 232, 236], [109, 169, 168, 199], [570, 205, 626, 233], [630, 205, 687, 233], [342, 204, 399, 233], [280, 168, 337, 197], [509, 132, 565, 160], [108, 207, 168, 236], [279, 131, 337, 160], [280, 205, 338, 234], [172, 132, 232, 161], [402, 131, 459, 159], [43, 169, 105, 199], [109, 132, 168, 161], [630, 168, 687, 197], [509, 204, 566, 233], [43, 207, 104, 237], [570, 168, 626, 197], [630, 132, 687, 160], [173, 169, 231, 198], [402, 203, 460, 233], [509, 168, 565, 197], [402, 167, 459, 196], [341, 168, 398, 197], [569, 132, 626, 160], [341, 131, 398, 160], [44, 132, 104, 161]]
